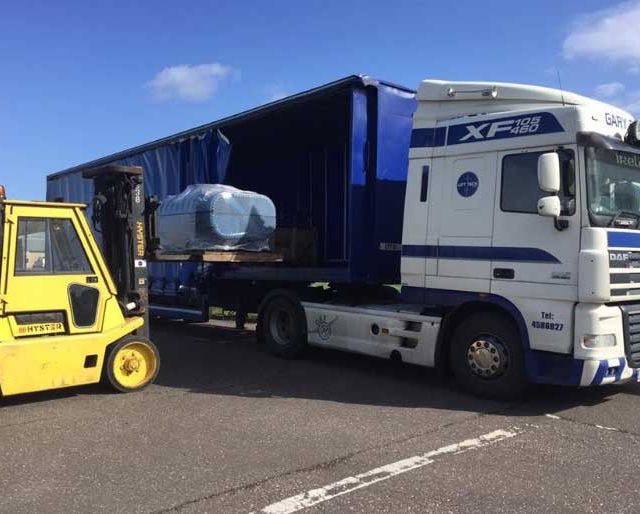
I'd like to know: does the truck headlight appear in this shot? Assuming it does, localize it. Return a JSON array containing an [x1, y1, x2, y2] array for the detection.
[[582, 334, 616, 348]]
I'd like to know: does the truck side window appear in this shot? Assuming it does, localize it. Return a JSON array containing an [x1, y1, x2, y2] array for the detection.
[[15, 218, 92, 274], [501, 150, 576, 215]]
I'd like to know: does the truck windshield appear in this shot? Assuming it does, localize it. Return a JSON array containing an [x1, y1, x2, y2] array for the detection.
[[586, 146, 640, 228]]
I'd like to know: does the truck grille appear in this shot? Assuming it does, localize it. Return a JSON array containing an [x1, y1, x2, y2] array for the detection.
[[610, 250, 640, 299], [621, 304, 640, 368]]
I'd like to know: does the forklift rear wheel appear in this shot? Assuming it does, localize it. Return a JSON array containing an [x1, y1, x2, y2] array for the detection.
[[104, 336, 160, 393], [260, 292, 308, 358]]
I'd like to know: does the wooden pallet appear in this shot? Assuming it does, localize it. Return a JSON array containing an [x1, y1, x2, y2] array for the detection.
[[151, 250, 284, 263]]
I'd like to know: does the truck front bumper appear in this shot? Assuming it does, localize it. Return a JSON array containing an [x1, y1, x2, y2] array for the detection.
[[580, 357, 638, 386], [574, 303, 640, 385], [525, 351, 638, 386], [525, 303, 640, 386]]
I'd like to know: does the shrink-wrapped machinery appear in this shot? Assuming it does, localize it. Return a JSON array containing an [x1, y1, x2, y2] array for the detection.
[[157, 184, 276, 252]]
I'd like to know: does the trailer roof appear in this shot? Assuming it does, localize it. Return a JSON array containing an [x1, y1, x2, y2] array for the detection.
[[48, 75, 416, 180]]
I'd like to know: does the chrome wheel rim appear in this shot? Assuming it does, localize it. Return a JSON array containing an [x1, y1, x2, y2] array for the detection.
[[466, 335, 509, 379]]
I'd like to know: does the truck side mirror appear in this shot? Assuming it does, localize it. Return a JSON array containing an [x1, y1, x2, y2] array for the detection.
[[538, 153, 560, 193], [537, 196, 561, 218]]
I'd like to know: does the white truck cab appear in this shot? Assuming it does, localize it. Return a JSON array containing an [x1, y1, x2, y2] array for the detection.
[[261, 80, 640, 399]]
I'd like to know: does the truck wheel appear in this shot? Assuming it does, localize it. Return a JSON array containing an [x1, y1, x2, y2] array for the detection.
[[260, 292, 308, 358], [103, 336, 160, 393], [449, 312, 526, 400]]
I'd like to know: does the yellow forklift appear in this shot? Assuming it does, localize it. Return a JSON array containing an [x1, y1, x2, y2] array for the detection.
[[0, 165, 160, 396]]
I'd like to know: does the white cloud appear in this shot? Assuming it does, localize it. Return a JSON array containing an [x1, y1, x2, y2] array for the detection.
[[264, 83, 288, 102], [628, 65, 640, 75], [148, 63, 234, 102], [595, 82, 625, 98], [563, 1, 640, 62], [625, 93, 640, 116], [601, 88, 640, 116]]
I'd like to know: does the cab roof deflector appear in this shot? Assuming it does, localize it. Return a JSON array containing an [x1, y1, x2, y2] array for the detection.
[[577, 131, 640, 153]]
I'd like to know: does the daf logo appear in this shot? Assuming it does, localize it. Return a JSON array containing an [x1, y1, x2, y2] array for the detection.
[[610, 252, 630, 261]]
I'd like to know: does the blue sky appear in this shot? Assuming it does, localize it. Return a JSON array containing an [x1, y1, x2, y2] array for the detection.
[[1, 0, 639, 199]]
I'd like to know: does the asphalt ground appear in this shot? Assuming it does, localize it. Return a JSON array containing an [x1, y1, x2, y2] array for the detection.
[[1, 320, 640, 514]]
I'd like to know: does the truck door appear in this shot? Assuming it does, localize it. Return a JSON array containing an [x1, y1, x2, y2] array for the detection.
[[434, 153, 497, 292], [491, 147, 580, 352]]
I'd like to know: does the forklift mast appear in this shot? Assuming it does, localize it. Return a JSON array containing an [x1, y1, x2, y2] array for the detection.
[[82, 165, 150, 338]]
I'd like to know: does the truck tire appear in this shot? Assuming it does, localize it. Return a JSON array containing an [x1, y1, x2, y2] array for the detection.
[[103, 336, 160, 393], [259, 291, 308, 358], [449, 312, 526, 400]]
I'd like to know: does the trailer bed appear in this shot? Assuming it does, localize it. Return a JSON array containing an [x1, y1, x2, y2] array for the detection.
[[151, 251, 284, 263]]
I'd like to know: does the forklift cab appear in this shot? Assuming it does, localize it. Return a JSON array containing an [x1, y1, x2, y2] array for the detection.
[[0, 196, 159, 397]]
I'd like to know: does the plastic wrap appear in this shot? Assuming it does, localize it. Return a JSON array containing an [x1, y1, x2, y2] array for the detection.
[[157, 184, 276, 252]]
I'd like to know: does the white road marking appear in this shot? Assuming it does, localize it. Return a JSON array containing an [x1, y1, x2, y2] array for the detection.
[[250, 428, 521, 514], [594, 424, 619, 432], [545, 414, 620, 433]]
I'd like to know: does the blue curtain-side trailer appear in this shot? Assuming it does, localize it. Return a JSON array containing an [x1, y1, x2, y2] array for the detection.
[[46, 75, 417, 320]]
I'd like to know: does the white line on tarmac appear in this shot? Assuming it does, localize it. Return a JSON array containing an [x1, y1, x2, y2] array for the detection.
[[545, 413, 620, 432], [594, 424, 619, 432], [249, 428, 521, 514]]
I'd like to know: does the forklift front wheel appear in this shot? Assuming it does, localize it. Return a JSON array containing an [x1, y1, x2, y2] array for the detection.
[[104, 336, 160, 393]]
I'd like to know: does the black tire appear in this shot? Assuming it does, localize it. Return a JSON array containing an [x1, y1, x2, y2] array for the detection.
[[259, 291, 308, 358], [449, 311, 526, 400], [103, 335, 161, 393]]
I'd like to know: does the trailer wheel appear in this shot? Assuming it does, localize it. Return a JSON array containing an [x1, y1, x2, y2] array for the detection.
[[260, 292, 308, 358], [449, 312, 526, 400], [103, 336, 160, 393]]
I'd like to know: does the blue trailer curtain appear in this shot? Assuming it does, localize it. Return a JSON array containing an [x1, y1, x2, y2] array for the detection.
[[114, 128, 231, 197], [47, 128, 231, 302]]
